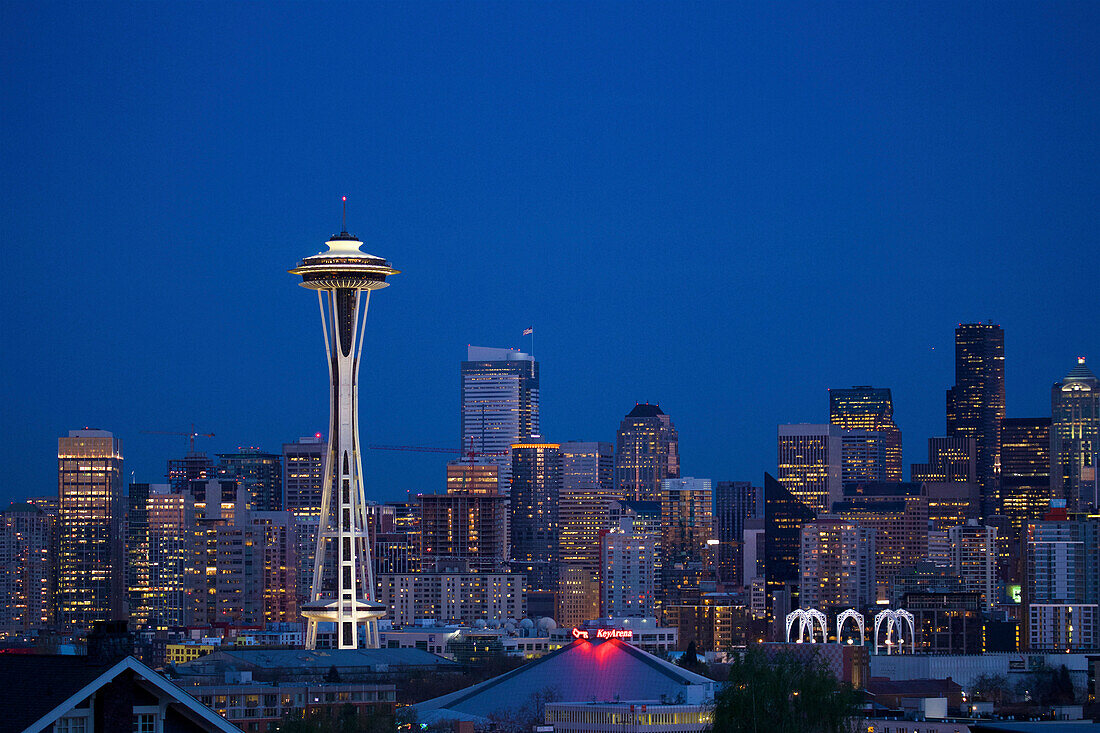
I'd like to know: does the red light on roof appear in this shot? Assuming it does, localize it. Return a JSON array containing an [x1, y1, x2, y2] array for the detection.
[[315, 432, 322, 439], [342, 196, 347, 202]]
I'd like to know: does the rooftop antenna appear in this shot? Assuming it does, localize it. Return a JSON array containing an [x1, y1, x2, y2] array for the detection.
[[341, 195, 348, 233]]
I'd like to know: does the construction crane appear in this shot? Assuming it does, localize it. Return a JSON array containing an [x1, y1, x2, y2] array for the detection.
[[141, 424, 215, 454]]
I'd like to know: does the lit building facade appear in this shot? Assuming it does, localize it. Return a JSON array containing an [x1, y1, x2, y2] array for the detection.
[[377, 571, 525, 626], [167, 453, 214, 495], [509, 443, 562, 591], [0, 502, 52, 636], [946, 322, 1006, 519], [557, 444, 618, 626], [282, 435, 326, 517], [777, 424, 842, 515], [799, 517, 876, 610], [217, 448, 283, 512], [832, 483, 928, 599], [58, 429, 124, 630], [1051, 357, 1099, 511], [910, 436, 977, 484], [949, 521, 997, 613], [601, 517, 659, 618], [1000, 418, 1052, 528], [614, 404, 680, 501], [1025, 509, 1100, 651], [838, 430, 889, 483], [127, 484, 194, 631], [419, 491, 509, 573], [829, 385, 903, 481], [446, 458, 500, 495], [460, 346, 540, 488]]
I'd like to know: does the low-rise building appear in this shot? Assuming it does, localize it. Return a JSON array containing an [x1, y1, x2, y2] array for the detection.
[[545, 702, 712, 733], [190, 681, 394, 733]]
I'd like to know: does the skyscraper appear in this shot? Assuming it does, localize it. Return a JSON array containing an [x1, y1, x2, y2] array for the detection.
[[217, 447, 283, 512], [829, 386, 903, 481], [839, 431, 889, 483], [57, 429, 124, 630], [289, 223, 398, 649], [557, 441, 617, 625], [461, 346, 540, 488], [946, 322, 1006, 519], [999, 417, 1052, 539], [419, 489, 509, 573], [713, 481, 760, 585], [601, 517, 658, 618], [660, 477, 714, 606], [1025, 508, 1100, 651], [167, 452, 215, 494], [911, 436, 977, 484], [776, 424, 842, 515], [763, 472, 816, 626], [949, 521, 997, 613], [1051, 357, 1099, 511], [509, 442, 562, 592], [0, 503, 52, 636], [615, 404, 680, 501], [127, 485, 193, 631]]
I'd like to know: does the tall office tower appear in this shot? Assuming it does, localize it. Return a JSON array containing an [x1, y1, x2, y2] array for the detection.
[[283, 435, 327, 517], [167, 453, 215, 494], [419, 492, 509, 572], [509, 443, 562, 592], [249, 510, 300, 624], [601, 517, 659, 618], [660, 478, 713, 570], [445, 458, 500, 495], [832, 482, 928, 599], [127, 485, 193, 631], [57, 429, 124, 630], [217, 448, 283, 511], [799, 517, 876, 610], [460, 346, 540, 488], [557, 441, 616, 624], [1025, 507, 1100, 651], [0, 503, 52, 636], [839, 431, 889, 483], [946, 322, 1006, 518], [289, 224, 398, 650], [829, 386, 903, 481], [776, 425, 842, 514], [948, 521, 997, 613], [713, 481, 761, 585], [999, 418, 1052, 541], [1051, 357, 1099, 511], [614, 404, 680, 501], [763, 472, 816, 627], [911, 436, 978, 484]]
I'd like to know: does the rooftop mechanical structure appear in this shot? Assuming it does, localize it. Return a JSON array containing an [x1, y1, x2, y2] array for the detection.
[[290, 216, 399, 649]]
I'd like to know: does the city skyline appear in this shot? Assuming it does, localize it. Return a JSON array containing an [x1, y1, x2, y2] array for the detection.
[[3, 3, 1099, 504]]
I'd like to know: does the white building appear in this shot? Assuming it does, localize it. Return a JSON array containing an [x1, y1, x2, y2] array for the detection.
[[949, 521, 996, 613], [602, 517, 658, 618]]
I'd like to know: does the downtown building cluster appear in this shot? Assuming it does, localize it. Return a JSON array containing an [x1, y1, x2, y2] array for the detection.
[[1, 324, 1097, 665]]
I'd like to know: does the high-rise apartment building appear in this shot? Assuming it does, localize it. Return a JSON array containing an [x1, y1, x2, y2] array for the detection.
[[419, 492, 509, 573], [1051, 357, 1099, 511], [799, 517, 876, 610], [949, 521, 997, 613], [911, 436, 978, 484], [829, 386, 902, 481], [763, 472, 816, 625], [1000, 418, 1052, 539], [461, 346, 540, 488], [445, 458, 500, 495], [777, 425, 842, 515], [282, 435, 326, 517], [660, 477, 714, 606], [0, 503, 53, 636], [614, 404, 679, 501], [946, 322, 1006, 519], [57, 429, 124, 630], [509, 443, 561, 591], [601, 517, 659, 618], [1025, 508, 1099, 651], [127, 485, 194, 631], [217, 448, 283, 511]]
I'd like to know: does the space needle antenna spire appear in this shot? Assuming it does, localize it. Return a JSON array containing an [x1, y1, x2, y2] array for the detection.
[[341, 195, 348, 233], [289, 207, 400, 650]]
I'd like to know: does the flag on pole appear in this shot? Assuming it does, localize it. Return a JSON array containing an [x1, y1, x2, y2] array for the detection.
[[522, 327, 534, 336]]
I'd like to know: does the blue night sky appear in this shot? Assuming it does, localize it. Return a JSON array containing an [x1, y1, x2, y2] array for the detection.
[[2, 2, 1098, 504]]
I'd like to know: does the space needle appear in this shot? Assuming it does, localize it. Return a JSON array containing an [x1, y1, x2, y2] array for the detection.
[[290, 199, 398, 649]]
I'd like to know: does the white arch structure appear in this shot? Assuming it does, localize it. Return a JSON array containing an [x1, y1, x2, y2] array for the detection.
[[835, 609, 865, 645], [785, 608, 829, 643], [873, 608, 915, 655]]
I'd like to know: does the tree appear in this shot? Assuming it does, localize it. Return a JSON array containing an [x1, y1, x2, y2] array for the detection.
[[678, 640, 708, 676], [324, 665, 342, 683], [971, 673, 1012, 705], [711, 648, 861, 733]]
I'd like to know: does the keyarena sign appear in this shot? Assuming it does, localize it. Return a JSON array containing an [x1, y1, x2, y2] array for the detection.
[[571, 627, 633, 640]]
